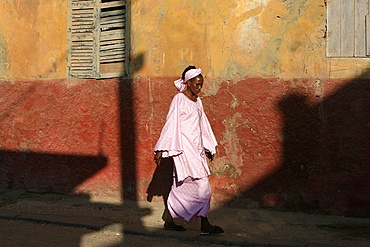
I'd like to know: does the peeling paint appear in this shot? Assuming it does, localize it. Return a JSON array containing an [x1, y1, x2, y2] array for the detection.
[[0, 30, 8, 79], [0, 0, 365, 81], [0, 0, 67, 80], [210, 163, 239, 179]]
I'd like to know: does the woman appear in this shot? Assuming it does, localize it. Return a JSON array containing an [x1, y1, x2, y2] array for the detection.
[[154, 65, 224, 235]]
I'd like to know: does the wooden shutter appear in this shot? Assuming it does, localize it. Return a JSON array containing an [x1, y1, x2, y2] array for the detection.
[[327, 0, 370, 57], [97, 0, 126, 78], [68, 0, 97, 78], [355, 0, 368, 56], [67, 0, 126, 78]]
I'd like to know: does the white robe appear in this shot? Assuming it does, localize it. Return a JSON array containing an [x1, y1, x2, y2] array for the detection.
[[154, 93, 217, 182], [154, 93, 218, 221]]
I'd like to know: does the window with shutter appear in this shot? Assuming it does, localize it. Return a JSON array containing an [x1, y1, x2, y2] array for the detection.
[[327, 0, 370, 57], [67, 0, 127, 78]]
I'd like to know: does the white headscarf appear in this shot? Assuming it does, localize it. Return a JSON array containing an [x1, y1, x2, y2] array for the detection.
[[173, 68, 202, 92]]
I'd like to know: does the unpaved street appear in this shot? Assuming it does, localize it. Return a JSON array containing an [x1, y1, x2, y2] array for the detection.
[[0, 219, 228, 247]]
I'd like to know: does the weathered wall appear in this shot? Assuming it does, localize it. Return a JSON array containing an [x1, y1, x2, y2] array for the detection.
[[0, 79, 121, 195], [0, 0, 67, 80], [131, 0, 370, 79], [1, 0, 370, 80], [0, 0, 369, 217]]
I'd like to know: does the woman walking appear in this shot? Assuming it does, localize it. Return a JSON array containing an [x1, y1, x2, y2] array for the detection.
[[153, 65, 224, 235]]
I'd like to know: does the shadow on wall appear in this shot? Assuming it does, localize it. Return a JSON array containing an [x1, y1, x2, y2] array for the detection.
[[120, 52, 145, 200], [0, 0, 148, 245], [0, 56, 146, 247], [0, 151, 107, 192], [227, 69, 370, 217]]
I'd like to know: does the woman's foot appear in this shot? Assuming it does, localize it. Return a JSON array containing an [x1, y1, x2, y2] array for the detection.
[[200, 225, 224, 235], [163, 213, 186, 231], [200, 217, 224, 235]]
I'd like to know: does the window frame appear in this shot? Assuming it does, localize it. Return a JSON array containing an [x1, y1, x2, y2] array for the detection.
[[67, 0, 127, 79]]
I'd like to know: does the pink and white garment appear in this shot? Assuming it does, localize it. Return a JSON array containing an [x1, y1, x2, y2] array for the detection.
[[154, 93, 217, 222]]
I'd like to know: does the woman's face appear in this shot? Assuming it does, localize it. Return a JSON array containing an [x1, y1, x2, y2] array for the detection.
[[187, 75, 203, 96]]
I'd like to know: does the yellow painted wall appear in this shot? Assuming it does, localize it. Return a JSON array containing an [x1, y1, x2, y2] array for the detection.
[[0, 0, 369, 81], [0, 0, 67, 81], [131, 0, 370, 79]]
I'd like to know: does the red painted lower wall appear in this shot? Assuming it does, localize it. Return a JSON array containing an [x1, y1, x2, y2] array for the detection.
[[0, 76, 369, 217]]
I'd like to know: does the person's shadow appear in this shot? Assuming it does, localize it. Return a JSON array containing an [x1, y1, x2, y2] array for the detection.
[[146, 157, 174, 222]]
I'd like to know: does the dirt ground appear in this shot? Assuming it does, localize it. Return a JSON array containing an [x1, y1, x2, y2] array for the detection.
[[0, 189, 369, 247]]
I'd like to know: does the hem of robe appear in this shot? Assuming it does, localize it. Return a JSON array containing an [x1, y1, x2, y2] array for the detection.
[[167, 176, 211, 222]]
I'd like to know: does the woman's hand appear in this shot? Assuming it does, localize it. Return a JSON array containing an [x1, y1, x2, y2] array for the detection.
[[154, 151, 163, 166], [205, 151, 214, 161]]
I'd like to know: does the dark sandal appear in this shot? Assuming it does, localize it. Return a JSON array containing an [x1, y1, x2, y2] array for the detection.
[[164, 223, 186, 231], [201, 225, 224, 235]]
